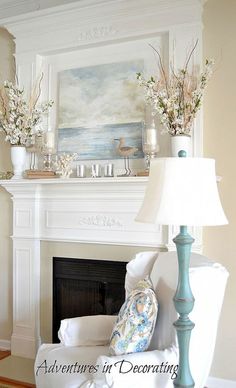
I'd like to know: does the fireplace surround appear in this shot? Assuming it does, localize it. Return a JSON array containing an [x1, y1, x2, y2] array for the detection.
[[0, 177, 201, 358], [0, 177, 162, 358]]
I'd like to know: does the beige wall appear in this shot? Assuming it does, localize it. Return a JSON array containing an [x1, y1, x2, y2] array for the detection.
[[0, 28, 14, 343], [0, 28, 14, 169], [203, 0, 236, 381], [0, 0, 236, 381]]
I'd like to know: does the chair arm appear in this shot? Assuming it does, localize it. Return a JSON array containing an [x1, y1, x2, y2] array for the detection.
[[80, 346, 178, 388], [58, 315, 117, 346]]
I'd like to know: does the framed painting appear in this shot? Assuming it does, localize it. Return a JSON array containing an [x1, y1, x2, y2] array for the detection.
[[57, 59, 145, 160]]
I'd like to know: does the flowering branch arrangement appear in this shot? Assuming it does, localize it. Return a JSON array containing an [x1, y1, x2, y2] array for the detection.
[[0, 76, 53, 146], [54, 153, 78, 178], [137, 43, 214, 136]]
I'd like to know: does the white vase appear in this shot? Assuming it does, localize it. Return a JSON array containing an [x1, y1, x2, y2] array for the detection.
[[10, 145, 27, 179], [171, 135, 192, 157]]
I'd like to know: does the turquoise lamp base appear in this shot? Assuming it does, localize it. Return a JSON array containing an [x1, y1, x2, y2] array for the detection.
[[173, 225, 195, 388]]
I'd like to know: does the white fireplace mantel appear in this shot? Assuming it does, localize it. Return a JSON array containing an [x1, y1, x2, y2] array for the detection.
[[1, 176, 163, 247], [0, 177, 201, 358], [0, 176, 166, 358]]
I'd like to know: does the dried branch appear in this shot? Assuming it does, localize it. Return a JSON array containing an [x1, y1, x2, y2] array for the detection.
[[149, 44, 169, 97], [137, 42, 214, 136], [184, 40, 198, 73], [29, 73, 44, 112]]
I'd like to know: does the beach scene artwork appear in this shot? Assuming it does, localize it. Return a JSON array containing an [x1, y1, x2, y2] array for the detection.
[[58, 59, 145, 160]]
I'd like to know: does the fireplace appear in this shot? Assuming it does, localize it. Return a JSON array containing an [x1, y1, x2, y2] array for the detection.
[[53, 257, 127, 342], [0, 177, 163, 358], [0, 177, 201, 358]]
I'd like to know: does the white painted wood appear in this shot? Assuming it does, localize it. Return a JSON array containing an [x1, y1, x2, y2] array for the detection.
[[1, 177, 163, 246], [206, 376, 236, 388], [11, 238, 41, 358], [0, 0, 37, 19], [0, 339, 11, 350], [0, 0, 204, 359], [0, 0, 79, 19]]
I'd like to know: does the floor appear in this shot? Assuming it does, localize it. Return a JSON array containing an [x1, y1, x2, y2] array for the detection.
[[0, 351, 11, 361], [0, 351, 210, 388], [0, 353, 35, 385]]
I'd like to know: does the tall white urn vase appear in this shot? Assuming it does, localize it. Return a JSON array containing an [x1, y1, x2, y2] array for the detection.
[[171, 135, 192, 157], [10, 145, 26, 179]]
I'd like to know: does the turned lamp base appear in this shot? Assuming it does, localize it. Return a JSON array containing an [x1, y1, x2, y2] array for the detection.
[[173, 225, 195, 388]]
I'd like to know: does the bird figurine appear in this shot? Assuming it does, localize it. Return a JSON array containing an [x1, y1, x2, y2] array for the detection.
[[114, 137, 138, 176]]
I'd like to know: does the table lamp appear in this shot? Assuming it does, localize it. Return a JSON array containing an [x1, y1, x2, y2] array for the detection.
[[136, 151, 228, 388]]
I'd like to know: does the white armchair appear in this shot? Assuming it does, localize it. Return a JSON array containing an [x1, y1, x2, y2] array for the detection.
[[35, 251, 228, 388]]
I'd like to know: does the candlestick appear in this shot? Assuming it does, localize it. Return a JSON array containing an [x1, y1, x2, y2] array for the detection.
[[42, 131, 56, 171], [142, 117, 160, 173]]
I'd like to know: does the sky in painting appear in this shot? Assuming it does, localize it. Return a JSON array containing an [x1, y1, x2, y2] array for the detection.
[[58, 59, 145, 128]]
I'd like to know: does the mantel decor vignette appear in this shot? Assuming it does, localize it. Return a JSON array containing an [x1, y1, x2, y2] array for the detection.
[[0, 57, 158, 179], [0, 0, 205, 359], [0, 42, 212, 180]]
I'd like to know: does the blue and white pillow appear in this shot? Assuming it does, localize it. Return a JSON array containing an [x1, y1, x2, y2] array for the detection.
[[109, 277, 158, 356]]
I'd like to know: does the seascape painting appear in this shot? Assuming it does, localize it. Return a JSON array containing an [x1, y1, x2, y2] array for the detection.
[[58, 59, 145, 160]]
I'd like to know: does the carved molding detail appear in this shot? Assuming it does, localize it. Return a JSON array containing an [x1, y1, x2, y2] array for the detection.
[[78, 25, 118, 41], [78, 215, 123, 228]]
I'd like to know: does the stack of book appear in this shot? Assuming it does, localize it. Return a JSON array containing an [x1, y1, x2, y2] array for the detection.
[[137, 170, 149, 176], [25, 170, 57, 179]]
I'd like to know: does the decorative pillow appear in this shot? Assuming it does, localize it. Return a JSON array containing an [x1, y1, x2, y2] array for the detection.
[[125, 251, 158, 297], [109, 277, 158, 356]]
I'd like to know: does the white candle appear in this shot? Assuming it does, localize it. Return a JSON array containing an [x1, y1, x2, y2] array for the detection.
[[146, 128, 157, 145], [45, 132, 55, 149]]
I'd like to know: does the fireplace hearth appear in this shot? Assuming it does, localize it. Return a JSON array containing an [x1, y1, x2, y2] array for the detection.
[[53, 257, 127, 342]]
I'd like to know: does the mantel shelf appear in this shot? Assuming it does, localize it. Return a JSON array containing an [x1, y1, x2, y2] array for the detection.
[[0, 176, 148, 186], [0, 176, 149, 202]]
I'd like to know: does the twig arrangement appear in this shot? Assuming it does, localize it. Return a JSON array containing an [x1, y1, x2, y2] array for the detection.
[[137, 42, 214, 136], [0, 75, 53, 145]]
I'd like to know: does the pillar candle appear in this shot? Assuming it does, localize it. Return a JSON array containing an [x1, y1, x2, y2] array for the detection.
[[45, 131, 55, 149], [146, 128, 157, 145]]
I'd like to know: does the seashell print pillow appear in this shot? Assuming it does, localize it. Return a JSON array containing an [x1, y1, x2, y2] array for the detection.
[[109, 277, 158, 356]]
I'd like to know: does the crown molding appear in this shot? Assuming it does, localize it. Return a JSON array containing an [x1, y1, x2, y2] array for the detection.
[[0, 0, 37, 18], [0, 0, 203, 56], [0, 0, 203, 24]]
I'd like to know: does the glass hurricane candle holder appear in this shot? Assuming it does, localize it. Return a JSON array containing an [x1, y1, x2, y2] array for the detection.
[[42, 148, 56, 171], [42, 132, 56, 171], [142, 118, 160, 172], [27, 130, 44, 170]]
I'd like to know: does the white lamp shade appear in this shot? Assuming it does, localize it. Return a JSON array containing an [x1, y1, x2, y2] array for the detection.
[[136, 157, 228, 226]]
